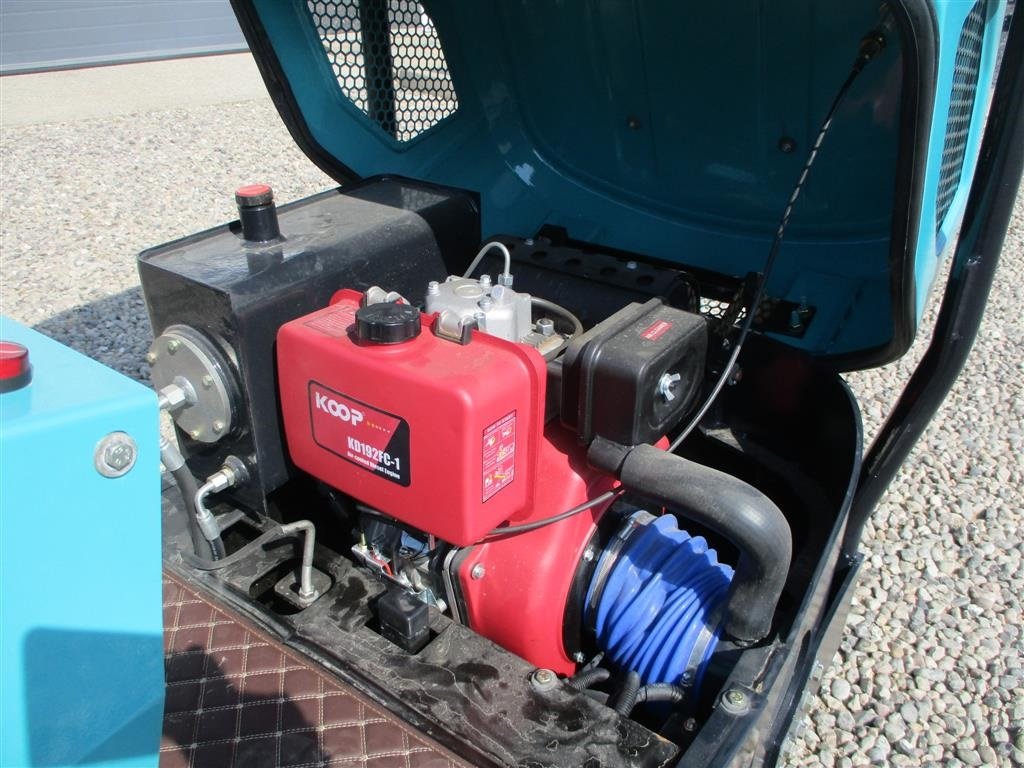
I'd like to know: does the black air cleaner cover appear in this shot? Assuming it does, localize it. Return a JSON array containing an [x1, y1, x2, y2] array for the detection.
[[558, 299, 708, 446]]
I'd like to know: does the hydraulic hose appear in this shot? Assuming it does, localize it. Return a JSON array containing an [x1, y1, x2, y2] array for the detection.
[[193, 456, 249, 561], [614, 444, 791, 644], [194, 479, 229, 560], [159, 436, 212, 559], [179, 520, 321, 603]]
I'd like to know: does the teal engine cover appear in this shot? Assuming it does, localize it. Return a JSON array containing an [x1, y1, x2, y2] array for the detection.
[[0, 318, 163, 768]]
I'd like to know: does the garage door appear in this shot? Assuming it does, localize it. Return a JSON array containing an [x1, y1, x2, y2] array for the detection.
[[0, 0, 247, 75]]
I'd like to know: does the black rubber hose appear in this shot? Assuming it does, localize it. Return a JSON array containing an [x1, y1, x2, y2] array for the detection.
[[634, 684, 687, 705], [169, 463, 214, 560], [616, 444, 792, 644], [612, 671, 642, 716], [178, 526, 287, 571], [567, 667, 611, 691]]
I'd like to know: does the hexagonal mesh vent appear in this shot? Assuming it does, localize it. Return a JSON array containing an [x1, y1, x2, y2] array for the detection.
[[935, 0, 987, 234], [306, 0, 458, 142]]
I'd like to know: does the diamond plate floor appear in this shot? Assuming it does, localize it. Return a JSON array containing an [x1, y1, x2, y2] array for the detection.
[[161, 573, 469, 768]]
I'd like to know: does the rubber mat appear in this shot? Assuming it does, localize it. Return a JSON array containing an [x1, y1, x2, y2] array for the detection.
[[161, 573, 469, 768]]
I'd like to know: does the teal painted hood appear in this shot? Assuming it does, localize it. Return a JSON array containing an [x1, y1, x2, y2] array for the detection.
[[233, 0, 1007, 367]]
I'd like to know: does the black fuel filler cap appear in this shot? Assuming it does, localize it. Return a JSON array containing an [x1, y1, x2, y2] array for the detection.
[[355, 302, 422, 344]]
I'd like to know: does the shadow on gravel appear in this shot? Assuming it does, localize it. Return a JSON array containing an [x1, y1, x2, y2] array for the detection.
[[33, 286, 153, 384]]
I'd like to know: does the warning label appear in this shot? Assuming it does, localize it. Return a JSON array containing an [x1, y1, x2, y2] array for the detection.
[[305, 304, 357, 338], [640, 319, 673, 342], [482, 410, 516, 502], [309, 381, 411, 486]]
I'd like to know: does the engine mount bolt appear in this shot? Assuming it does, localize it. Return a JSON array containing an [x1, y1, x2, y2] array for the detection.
[[471, 564, 486, 580], [166, 339, 181, 354], [530, 668, 558, 691], [94, 432, 138, 478], [721, 688, 750, 714], [145, 351, 157, 364], [536, 318, 555, 337]]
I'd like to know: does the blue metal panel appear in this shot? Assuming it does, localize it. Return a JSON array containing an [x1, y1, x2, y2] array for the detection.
[[914, 0, 1007, 317], [0, 318, 163, 768]]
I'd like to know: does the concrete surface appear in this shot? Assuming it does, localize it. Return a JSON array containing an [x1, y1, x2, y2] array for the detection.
[[1, 52, 1022, 767], [0, 52, 265, 126]]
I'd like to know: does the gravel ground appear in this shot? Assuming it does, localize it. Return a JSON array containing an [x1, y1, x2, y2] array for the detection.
[[2, 95, 1022, 767]]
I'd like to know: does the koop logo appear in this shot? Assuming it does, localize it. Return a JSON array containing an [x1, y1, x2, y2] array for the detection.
[[315, 392, 364, 426]]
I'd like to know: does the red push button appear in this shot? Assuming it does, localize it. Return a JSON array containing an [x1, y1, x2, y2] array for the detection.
[[235, 184, 274, 207], [0, 341, 32, 392]]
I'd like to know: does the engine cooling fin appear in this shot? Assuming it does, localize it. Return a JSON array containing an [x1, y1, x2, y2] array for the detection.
[[587, 513, 733, 690]]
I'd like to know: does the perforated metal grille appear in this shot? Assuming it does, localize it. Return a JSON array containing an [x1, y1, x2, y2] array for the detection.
[[306, 0, 458, 142], [936, 0, 988, 233]]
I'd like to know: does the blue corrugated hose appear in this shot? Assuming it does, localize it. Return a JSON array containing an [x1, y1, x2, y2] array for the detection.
[[587, 513, 733, 689]]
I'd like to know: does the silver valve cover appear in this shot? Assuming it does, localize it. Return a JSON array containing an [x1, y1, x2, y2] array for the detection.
[[425, 276, 532, 344]]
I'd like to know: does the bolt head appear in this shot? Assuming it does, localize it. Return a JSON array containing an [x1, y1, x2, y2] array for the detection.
[[530, 668, 558, 691], [94, 432, 138, 478], [166, 338, 181, 353], [201, 375, 214, 388], [625, 260, 638, 270], [212, 420, 225, 434], [189, 429, 202, 440], [145, 351, 157, 364], [572, 651, 587, 663], [470, 564, 485, 580], [721, 688, 750, 714], [582, 547, 596, 562], [536, 317, 555, 337]]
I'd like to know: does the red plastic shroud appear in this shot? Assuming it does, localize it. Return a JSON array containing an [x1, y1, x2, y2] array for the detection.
[[277, 289, 547, 546], [456, 426, 618, 675]]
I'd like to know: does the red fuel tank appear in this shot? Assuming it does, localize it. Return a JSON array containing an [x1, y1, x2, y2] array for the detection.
[[277, 290, 547, 545]]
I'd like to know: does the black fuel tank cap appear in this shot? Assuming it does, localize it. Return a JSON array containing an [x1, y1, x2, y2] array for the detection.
[[355, 302, 421, 344]]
